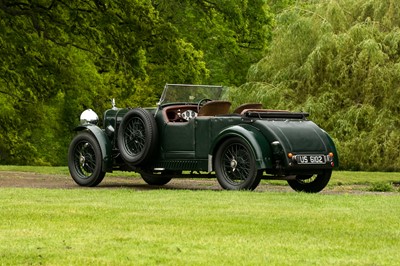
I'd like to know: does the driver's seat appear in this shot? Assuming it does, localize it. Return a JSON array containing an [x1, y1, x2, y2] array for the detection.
[[198, 101, 231, 116]]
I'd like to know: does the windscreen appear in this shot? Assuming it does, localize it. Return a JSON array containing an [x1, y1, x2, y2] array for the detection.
[[158, 84, 225, 105]]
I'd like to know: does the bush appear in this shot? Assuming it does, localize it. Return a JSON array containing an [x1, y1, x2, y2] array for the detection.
[[367, 182, 394, 192]]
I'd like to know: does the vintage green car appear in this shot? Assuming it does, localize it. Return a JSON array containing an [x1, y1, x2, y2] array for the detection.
[[68, 84, 338, 192]]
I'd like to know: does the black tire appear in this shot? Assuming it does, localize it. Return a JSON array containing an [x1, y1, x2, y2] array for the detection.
[[141, 171, 172, 186], [117, 108, 158, 165], [68, 132, 106, 187], [287, 170, 332, 193], [215, 137, 261, 190]]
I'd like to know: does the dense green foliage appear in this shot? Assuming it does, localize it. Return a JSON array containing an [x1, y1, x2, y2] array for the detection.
[[237, 0, 400, 171], [2, 0, 400, 171], [155, 0, 273, 85], [0, 0, 271, 165]]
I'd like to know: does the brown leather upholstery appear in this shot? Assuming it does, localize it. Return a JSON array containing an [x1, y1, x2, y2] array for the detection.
[[233, 103, 263, 114], [198, 100, 232, 116], [240, 109, 288, 115]]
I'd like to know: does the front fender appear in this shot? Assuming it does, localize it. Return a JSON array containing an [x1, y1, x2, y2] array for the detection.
[[74, 124, 113, 172], [209, 124, 273, 170]]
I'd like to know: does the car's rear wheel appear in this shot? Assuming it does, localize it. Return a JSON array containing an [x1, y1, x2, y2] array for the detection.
[[140, 171, 175, 186], [117, 108, 158, 165], [68, 132, 106, 187], [287, 170, 331, 193], [215, 137, 261, 190]]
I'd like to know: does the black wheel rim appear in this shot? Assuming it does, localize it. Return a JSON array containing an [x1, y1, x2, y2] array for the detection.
[[73, 141, 97, 179], [296, 175, 317, 184], [123, 117, 146, 156], [221, 143, 251, 185]]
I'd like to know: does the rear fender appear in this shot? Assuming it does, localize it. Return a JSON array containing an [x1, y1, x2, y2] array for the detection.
[[322, 130, 340, 167], [209, 124, 273, 171], [74, 124, 113, 172]]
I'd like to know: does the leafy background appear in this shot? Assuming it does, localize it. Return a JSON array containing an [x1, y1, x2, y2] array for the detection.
[[1, 0, 399, 171]]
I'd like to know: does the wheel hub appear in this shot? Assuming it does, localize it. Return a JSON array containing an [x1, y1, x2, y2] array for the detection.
[[79, 155, 86, 167], [230, 158, 238, 171]]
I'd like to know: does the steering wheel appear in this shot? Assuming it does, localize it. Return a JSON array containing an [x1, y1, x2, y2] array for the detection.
[[197, 98, 212, 112]]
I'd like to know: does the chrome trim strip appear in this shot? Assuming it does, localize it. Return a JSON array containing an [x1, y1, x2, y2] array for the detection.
[[208, 154, 213, 172]]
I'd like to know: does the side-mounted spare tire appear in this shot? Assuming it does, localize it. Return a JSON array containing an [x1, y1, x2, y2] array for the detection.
[[117, 108, 158, 166]]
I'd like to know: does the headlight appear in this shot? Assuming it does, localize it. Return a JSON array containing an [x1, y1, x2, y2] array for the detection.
[[80, 109, 99, 125]]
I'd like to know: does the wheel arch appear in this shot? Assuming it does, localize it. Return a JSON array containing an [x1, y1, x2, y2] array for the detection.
[[74, 124, 113, 172], [209, 124, 273, 171]]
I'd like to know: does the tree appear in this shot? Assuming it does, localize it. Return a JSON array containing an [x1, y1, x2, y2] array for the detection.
[[239, 0, 400, 170], [0, 0, 208, 165], [154, 0, 273, 86], [0, 0, 273, 165]]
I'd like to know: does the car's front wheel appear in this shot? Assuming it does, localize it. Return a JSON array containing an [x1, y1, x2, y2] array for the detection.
[[287, 170, 331, 193], [215, 137, 261, 190], [68, 132, 106, 187]]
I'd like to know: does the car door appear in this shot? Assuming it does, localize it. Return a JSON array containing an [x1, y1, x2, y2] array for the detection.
[[162, 119, 195, 159]]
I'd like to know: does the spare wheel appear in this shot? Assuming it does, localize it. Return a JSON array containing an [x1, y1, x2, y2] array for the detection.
[[117, 108, 158, 165]]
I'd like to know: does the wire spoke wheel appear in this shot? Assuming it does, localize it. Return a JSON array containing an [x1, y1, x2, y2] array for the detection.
[[74, 142, 96, 178], [124, 117, 146, 157], [222, 143, 251, 184], [68, 132, 105, 187], [215, 137, 261, 190], [117, 108, 158, 166]]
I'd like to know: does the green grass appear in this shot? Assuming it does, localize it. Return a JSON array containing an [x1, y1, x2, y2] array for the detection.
[[1, 189, 400, 265], [0, 165, 71, 175], [331, 171, 400, 185], [1, 166, 400, 265]]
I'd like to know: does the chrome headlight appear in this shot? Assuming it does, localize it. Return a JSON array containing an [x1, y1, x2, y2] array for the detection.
[[80, 109, 99, 125]]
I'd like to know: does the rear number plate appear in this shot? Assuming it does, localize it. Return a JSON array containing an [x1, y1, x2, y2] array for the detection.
[[297, 155, 326, 164]]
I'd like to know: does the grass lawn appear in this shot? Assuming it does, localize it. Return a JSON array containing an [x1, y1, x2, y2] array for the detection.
[[0, 166, 400, 265], [0, 188, 399, 265]]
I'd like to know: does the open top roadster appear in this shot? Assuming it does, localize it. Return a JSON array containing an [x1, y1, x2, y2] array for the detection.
[[68, 84, 338, 192]]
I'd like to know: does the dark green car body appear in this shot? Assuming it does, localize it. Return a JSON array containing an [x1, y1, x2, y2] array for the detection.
[[68, 84, 338, 192]]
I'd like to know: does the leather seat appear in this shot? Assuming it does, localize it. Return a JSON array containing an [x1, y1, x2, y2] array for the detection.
[[198, 101, 231, 116], [233, 103, 263, 114]]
